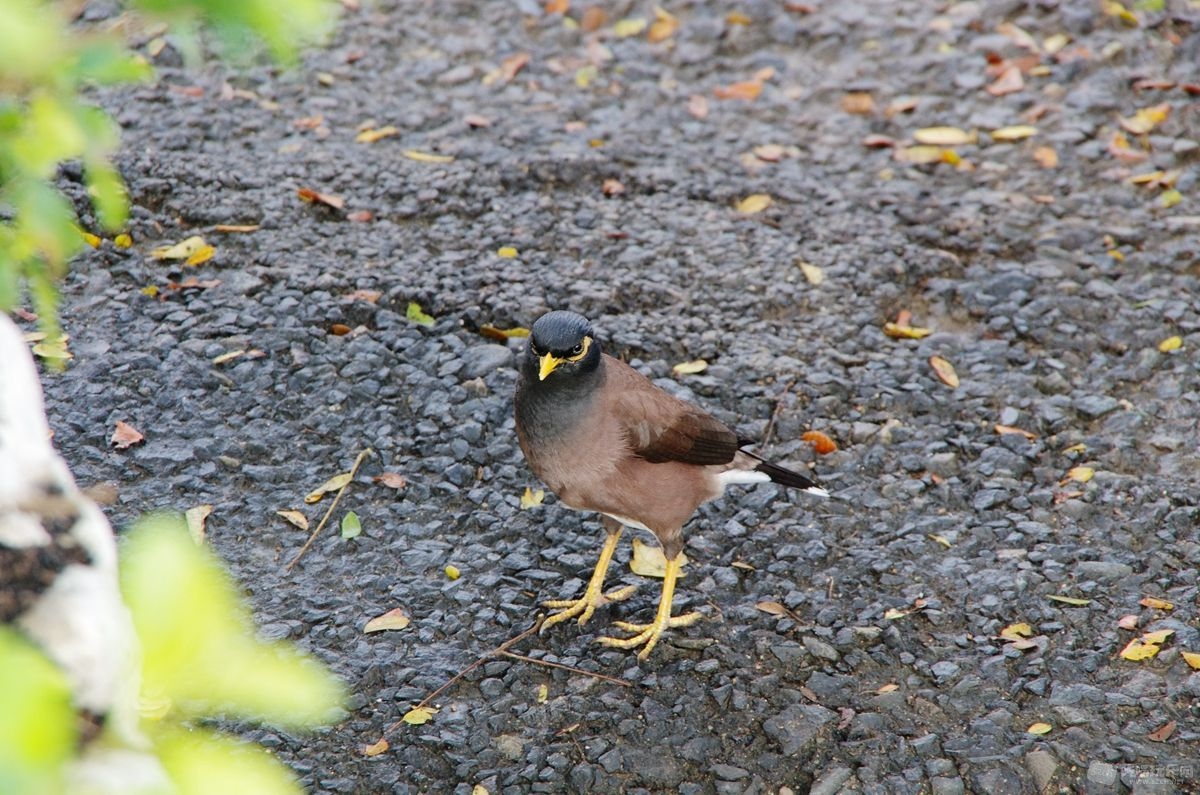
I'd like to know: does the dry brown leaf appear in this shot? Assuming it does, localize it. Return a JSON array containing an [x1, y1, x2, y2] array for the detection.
[[212, 224, 261, 233], [276, 509, 310, 531], [885, 97, 919, 117], [986, 65, 1025, 96], [602, 178, 625, 196], [363, 738, 390, 756], [479, 324, 530, 342], [305, 472, 353, 504], [1108, 131, 1149, 164], [330, 323, 352, 336], [862, 134, 897, 148], [464, 113, 492, 128], [297, 187, 345, 210], [111, 420, 145, 450], [929, 356, 959, 388], [499, 52, 531, 83], [544, 0, 568, 13], [714, 80, 763, 101], [1148, 720, 1176, 743], [185, 504, 213, 543], [841, 92, 875, 115], [876, 683, 899, 694], [364, 607, 411, 633], [687, 94, 709, 119], [755, 601, 791, 618], [995, 424, 1037, 440], [1033, 145, 1058, 168], [580, 6, 607, 32], [374, 472, 408, 490], [345, 289, 382, 304], [802, 430, 837, 454], [753, 144, 786, 162], [1117, 614, 1139, 630], [647, 6, 679, 42], [1119, 103, 1170, 135], [212, 349, 245, 365]]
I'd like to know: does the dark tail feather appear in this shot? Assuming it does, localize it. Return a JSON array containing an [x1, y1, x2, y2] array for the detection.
[[744, 451, 829, 497]]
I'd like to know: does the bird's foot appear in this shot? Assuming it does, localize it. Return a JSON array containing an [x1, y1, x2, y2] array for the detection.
[[542, 584, 638, 631], [596, 611, 703, 660]]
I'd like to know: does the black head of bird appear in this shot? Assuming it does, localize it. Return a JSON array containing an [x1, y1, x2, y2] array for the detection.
[[525, 310, 601, 382]]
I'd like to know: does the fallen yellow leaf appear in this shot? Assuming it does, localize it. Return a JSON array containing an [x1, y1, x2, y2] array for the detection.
[[152, 235, 208, 260], [497, 246, 518, 258], [403, 706, 437, 725], [364, 608, 411, 633], [630, 537, 686, 578], [1066, 466, 1094, 483], [403, 149, 455, 164], [672, 359, 708, 375], [913, 126, 973, 146], [883, 322, 932, 339], [736, 194, 773, 214], [612, 17, 647, 37], [356, 125, 399, 143], [276, 509, 309, 531], [1139, 596, 1173, 610], [929, 356, 959, 388], [647, 6, 678, 42], [990, 125, 1038, 142], [1157, 336, 1182, 353], [445, 565, 460, 581], [363, 738, 389, 756], [1027, 722, 1053, 735], [1119, 103, 1170, 135], [305, 472, 353, 504], [1182, 651, 1200, 670], [1000, 622, 1033, 641], [798, 261, 824, 285], [520, 487, 545, 509]]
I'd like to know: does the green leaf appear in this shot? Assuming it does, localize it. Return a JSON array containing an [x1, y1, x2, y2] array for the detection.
[[84, 158, 129, 230], [157, 726, 304, 795], [340, 511, 362, 539], [406, 302, 435, 327], [0, 628, 75, 795], [73, 40, 154, 85], [120, 515, 346, 728]]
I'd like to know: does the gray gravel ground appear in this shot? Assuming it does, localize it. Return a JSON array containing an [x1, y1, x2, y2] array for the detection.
[[30, 0, 1200, 792]]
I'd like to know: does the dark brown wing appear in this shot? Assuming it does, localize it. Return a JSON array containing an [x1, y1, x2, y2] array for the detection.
[[604, 355, 739, 466]]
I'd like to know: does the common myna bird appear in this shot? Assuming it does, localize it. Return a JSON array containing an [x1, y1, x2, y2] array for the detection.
[[514, 310, 827, 659]]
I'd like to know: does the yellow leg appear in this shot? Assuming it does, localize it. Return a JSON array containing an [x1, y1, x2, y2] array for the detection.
[[596, 555, 702, 660], [542, 527, 637, 631]]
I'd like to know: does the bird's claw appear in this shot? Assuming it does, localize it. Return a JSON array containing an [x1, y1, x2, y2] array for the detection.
[[597, 610, 703, 660], [541, 584, 638, 631]]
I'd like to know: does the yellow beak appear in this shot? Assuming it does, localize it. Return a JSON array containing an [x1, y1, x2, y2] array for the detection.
[[538, 353, 564, 381]]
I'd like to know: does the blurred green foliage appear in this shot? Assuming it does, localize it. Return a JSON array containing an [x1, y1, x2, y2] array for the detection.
[[0, 0, 336, 345], [0, 516, 346, 794], [0, 628, 76, 795]]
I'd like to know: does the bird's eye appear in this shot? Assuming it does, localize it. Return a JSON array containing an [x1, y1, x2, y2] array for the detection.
[[570, 344, 583, 356]]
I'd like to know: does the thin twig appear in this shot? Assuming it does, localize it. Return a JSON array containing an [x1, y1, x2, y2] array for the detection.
[[760, 378, 796, 451], [383, 618, 544, 735], [286, 447, 373, 571], [499, 650, 631, 687]]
